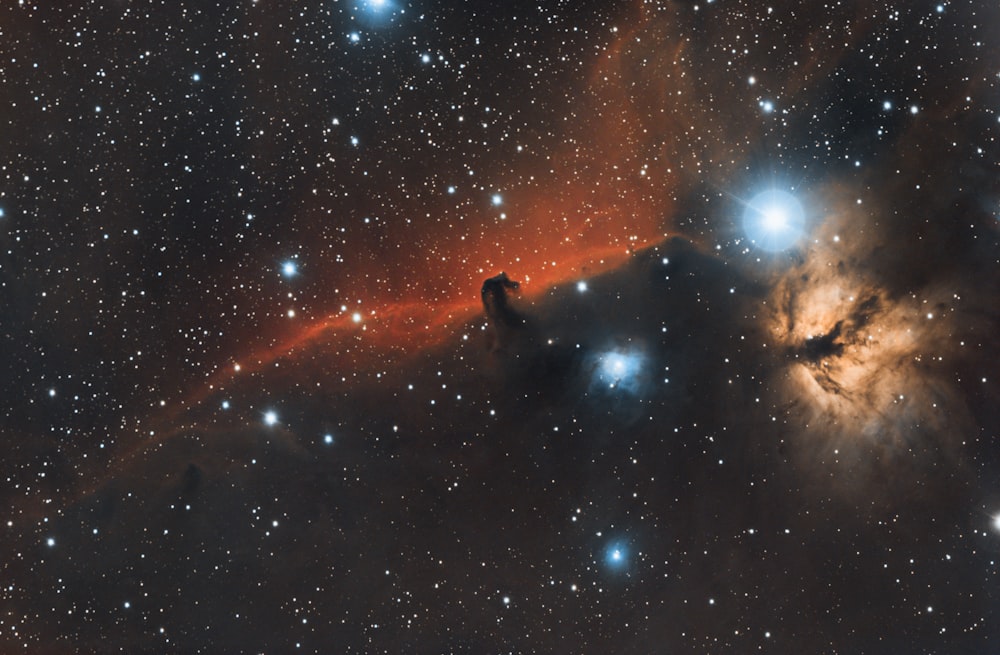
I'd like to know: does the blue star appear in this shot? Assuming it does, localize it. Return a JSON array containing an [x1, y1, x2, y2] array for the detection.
[[604, 542, 628, 568], [742, 189, 806, 252], [281, 261, 297, 277]]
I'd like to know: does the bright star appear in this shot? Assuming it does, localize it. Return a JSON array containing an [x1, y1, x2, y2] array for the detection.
[[762, 206, 787, 231], [491, 194, 503, 206], [264, 411, 278, 426], [576, 280, 588, 292], [993, 515, 1000, 532], [743, 189, 806, 252], [324, 434, 334, 445], [604, 542, 628, 568], [192, 72, 201, 82], [282, 261, 297, 277]]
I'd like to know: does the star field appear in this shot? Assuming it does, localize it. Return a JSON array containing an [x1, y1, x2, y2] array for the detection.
[[1, 1, 999, 653]]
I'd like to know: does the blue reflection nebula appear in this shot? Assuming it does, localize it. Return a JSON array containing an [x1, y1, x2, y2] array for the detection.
[[358, 0, 396, 18], [593, 349, 645, 394]]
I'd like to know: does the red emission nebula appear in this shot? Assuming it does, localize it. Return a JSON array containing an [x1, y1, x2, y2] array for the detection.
[[206, 11, 692, 395]]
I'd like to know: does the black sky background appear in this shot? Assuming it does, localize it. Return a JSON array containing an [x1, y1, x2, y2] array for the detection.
[[2, 1, 1000, 653]]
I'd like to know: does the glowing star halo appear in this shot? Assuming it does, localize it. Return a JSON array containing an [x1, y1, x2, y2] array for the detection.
[[604, 542, 628, 569], [743, 189, 806, 252], [358, 0, 395, 18]]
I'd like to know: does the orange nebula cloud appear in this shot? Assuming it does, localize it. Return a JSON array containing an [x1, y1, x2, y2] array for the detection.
[[759, 191, 977, 472]]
